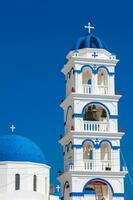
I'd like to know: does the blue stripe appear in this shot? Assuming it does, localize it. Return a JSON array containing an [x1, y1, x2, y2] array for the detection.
[[70, 192, 124, 197], [73, 64, 115, 76], [72, 113, 117, 119]]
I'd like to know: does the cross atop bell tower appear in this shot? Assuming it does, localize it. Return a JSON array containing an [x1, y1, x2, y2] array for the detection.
[[84, 22, 94, 34]]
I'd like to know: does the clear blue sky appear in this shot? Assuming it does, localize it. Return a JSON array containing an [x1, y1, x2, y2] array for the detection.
[[0, 0, 132, 198]]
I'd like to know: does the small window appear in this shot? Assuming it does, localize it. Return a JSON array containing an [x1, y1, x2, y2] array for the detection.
[[33, 175, 37, 191], [15, 174, 20, 190]]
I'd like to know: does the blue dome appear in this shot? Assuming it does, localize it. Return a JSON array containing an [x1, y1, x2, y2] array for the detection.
[[0, 134, 46, 164], [72, 34, 107, 50]]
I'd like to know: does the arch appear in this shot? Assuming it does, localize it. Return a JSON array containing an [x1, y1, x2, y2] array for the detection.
[[15, 173, 20, 190], [82, 102, 110, 117], [80, 65, 94, 74], [82, 67, 92, 85], [83, 103, 109, 122], [83, 141, 94, 160], [63, 181, 70, 200], [33, 175, 37, 191], [74, 64, 114, 76], [97, 65, 110, 75], [83, 178, 114, 194], [66, 106, 73, 122], [99, 140, 113, 148], [69, 141, 73, 150], [82, 139, 95, 147], [97, 67, 108, 86], [101, 142, 111, 161], [66, 68, 74, 80]]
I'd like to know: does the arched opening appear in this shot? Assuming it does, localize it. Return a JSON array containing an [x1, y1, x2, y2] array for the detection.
[[66, 106, 73, 133], [101, 143, 111, 171], [15, 174, 20, 190], [97, 68, 108, 94], [83, 142, 93, 160], [83, 141, 94, 170], [33, 175, 37, 191], [83, 104, 108, 121], [83, 104, 109, 132], [82, 68, 92, 94], [63, 181, 70, 200], [84, 179, 113, 200]]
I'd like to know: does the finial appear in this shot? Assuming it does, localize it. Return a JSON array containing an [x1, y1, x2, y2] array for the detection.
[[10, 124, 16, 133], [84, 22, 94, 34]]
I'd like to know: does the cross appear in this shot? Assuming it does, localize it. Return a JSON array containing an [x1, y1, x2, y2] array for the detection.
[[92, 52, 98, 58], [10, 124, 16, 133], [56, 185, 61, 193], [84, 22, 94, 34]]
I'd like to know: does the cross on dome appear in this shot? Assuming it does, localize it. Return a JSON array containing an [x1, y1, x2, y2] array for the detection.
[[84, 22, 94, 34], [10, 124, 16, 133]]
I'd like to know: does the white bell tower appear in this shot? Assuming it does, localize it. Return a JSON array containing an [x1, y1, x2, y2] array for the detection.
[[58, 23, 127, 200]]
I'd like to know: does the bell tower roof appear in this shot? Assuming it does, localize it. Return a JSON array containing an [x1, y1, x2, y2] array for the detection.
[[72, 33, 107, 51]]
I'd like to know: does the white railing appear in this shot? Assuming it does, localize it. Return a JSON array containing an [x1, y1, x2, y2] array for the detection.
[[98, 85, 108, 95], [101, 160, 112, 171], [84, 160, 94, 171], [82, 84, 108, 95], [67, 160, 112, 172], [83, 121, 109, 132], [82, 84, 92, 94]]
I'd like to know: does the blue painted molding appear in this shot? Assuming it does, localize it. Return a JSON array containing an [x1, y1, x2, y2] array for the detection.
[[70, 192, 84, 197], [70, 192, 124, 197], [72, 113, 117, 119], [113, 193, 125, 197], [72, 139, 120, 150], [73, 64, 115, 76]]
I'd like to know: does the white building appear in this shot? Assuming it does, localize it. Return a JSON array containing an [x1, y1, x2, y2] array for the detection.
[[0, 23, 128, 200], [0, 134, 59, 200], [58, 23, 128, 200]]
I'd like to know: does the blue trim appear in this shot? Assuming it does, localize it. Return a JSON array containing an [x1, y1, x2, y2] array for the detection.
[[72, 144, 82, 149], [73, 113, 117, 119], [99, 140, 120, 150], [82, 139, 95, 146], [83, 178, 114, 194], [70, 192, 84, 197], [70, 192, 124, 197], [113, 193, 125, 197], [73, 64, 114, 76], [73, 139, 120, 150], [72, 113, 82, 118]]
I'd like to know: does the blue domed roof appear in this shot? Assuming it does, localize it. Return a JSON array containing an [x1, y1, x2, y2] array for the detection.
[[0, 134, 46, 164], [72, 33, 107, 50]]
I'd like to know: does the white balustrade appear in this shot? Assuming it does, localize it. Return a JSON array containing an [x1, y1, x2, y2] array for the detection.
[[97, 85, 108, 95], [82, 84, 92, 94], [84, 160, 94, 171], [82, 84, 108, 95], [83, 121, 109, 132], [101, 160, 112, 171], [67, 160, 112, 172]]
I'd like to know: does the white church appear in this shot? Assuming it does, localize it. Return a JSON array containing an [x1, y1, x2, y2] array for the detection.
[[0, 23, 128, 200]]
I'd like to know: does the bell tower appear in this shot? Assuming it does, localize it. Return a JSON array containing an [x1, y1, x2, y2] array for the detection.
[[58, 23, 127, 200]]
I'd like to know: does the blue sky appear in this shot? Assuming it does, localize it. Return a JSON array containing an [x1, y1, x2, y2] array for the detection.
[[0, 0, 132, 198]]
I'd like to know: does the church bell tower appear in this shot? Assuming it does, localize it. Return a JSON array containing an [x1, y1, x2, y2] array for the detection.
[[58, 23, 127, 200]]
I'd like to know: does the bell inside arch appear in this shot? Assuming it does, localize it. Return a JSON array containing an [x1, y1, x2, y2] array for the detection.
[[92, 105, 97, 112]]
